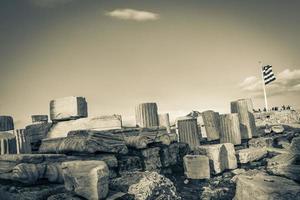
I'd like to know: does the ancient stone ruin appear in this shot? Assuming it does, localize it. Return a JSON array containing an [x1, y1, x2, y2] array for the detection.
[[0, 96, 300, 200]]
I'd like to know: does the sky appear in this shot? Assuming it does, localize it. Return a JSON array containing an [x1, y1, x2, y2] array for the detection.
[[0, 0, 300, 128]]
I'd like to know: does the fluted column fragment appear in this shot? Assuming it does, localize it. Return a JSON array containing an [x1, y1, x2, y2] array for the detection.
[[219, 114, 241, 145], [135, 103, 159, 128]]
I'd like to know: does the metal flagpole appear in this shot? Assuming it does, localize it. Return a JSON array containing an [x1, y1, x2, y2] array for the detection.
[[259, 61, 268, 111]]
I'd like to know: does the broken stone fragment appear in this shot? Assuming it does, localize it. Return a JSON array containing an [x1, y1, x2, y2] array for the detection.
[[196, 143, 237, 174], [39, 130, 128, 154], [290, 137, 300, 154], [118, 156, 142, 173], [158, 113, 171, 133], [236, 148, 268, 164], [267, 153, 300, 182], [202, 110, 221, 141], [50, 96, 88, 121], [248, 137, 273, 148], [183, 155, 210, 179], [271, 125, 284, 134], [62, 160, 109, 200], [234, 173, 300, 200], [160, 143, 179, 167], [47, 115, 122, 138], [110, 171, 180, 200], [129, 147, 162, 171], [14, 129, 32, 154]]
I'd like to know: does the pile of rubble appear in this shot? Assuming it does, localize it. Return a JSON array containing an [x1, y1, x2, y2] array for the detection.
[[0, 96, 299, 200]]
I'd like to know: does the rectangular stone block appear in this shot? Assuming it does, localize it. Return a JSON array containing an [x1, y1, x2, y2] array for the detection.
[[39, 130, 128, 154], [234, 173, 300, 200], [31, 115, 48, 123], [196, 143, 237, 174], [236, 148, 268, 164], [62, 160, 109, 200], [25, 123, 52, 151], [183, 155, 210, 179], [50, 96, 87, 121], [160, 143, 179, 167], [202, 110, 221, 141], [47, 115, 122, 138]]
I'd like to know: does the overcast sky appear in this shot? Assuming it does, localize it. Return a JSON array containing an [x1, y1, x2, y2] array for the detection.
[[1, 0, 300, 128]]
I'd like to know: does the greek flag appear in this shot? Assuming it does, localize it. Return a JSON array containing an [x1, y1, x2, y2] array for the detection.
[[262, 65, 276, 85]]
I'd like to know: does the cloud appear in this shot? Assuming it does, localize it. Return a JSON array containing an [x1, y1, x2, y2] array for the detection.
[[106, 9, 159, 21], [239, 68, 300, 97], [30, 0, 74, 8]]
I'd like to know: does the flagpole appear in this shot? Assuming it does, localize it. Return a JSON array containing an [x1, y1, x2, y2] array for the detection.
[[260, 62, 268, 111]]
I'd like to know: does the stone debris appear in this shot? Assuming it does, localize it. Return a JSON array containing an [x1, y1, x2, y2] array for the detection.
[[110, 171, 181, 200], [202, 110, 221, 141], [231, 99, 257, 139], [39, 130, 128, 154], [236, 147, 268, 164], [0, 116, 14, 131], [129, 147, 162, 171], [271, 125, 285, 133], [267, 153, 300, 182], [47, 115, 122, 138], [183, 155, 210, 179], [135, 103, 159, 128], [62, 160, 109, 200], [50, 96, 88, 121], [219, 113, 241, 145], [176, 117, 200, 150], [234, 173, 300, 200], [290, 136, 300, 154], [196, 143, 237, 174], [248, 137, 273, 148]]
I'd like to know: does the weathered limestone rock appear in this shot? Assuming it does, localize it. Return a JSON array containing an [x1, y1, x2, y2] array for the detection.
[[176, 117, 200, 150], [219, 113, 241, 145], [25, 123, 52, 151], [234, 173, 300, 200], [14, 129, 31, 154], [31, 115, 48, 123], [129, 147, 162, 171], [110, 171, 180, 200], [160, 143, 179, 167], [0, 116, 14, 131], [135, 103, 159, 128], [267, 153, 300, 182], [118, 156, 142, 173], [248, 137, 273, 148], [47, 115, 122, 138], [183, 155, 210, 179], [62, 160, 109, 200], [139, 129, 171, 145], [223, 143, 238, 170], [159, 113, 171, 133], [196, 143, 237, 174], [0, 154, 66, 173], [124, 135, 150, 149], [0, 132, 17, 155], [0, 182, 65, 200], [39, 130, 128, 154], [236, 148, 268, 164], [202, 110, 221, 141], [271, 125, 284, 133], [231, 99, 256, 139], [50, 96, 88, 121], [197, 114, 207, 138], [290, 137, 300, 154]]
